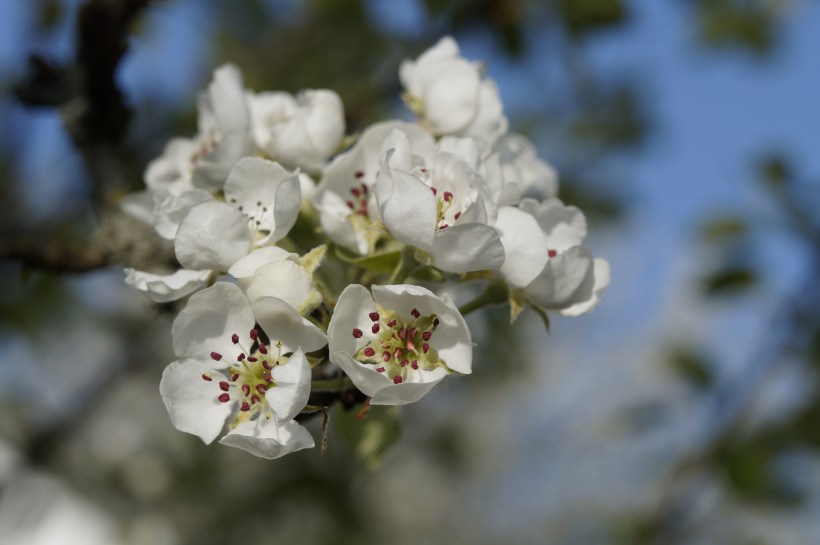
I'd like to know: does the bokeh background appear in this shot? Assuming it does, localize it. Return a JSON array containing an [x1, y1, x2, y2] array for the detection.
[[1, 0, 819, 544]]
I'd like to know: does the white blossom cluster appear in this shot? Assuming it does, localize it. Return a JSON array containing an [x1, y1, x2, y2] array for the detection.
[[122, 37, 610, 460]]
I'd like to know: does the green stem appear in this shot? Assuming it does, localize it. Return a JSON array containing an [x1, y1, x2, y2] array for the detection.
[[388, 245, 418, 284], [458, 282, 509, 316]]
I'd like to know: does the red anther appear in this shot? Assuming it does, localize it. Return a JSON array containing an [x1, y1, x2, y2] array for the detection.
[[372, 324, 380, 334], [387, 319, 397, 327], [256, 384, 267, 395], [264, 372, 272, 382], [219, 381, 230, 392], [431, 187, 437, 195], [231, 373, 240, 381], [440, 223, 449, 229], [393, 375, 403, 384], [376, 367, 385, 373], [259, 343, 268, 354], [369, 312, 379, 322], [408, 327, 417, 338], [231, 333, 239, 344], [443, 191, 453, 202], [237, 353, 246, 361], [361, 183, 368, 194], [433, 318, 439, 327], [400, 359, 408, 367], [393, 348, 403, 360], [346, 200, 354, 209], [420, 168, 428, 173], [352, 328, 363, 338], [454, 211, 461, 220], [250, 395, 260, 404], [382, 351, 391, 362], [242, 384, 251, 397], [422, 343, 430, 353], [411, 308, 421, 318], [354, 171, 364, 179], [218, 393, 230, 403], [247, 356, 258, 362], [398, 328, 407, 340], [240, 401, 250, 412], [411, 360, 419, 370], [351, 187, 361, 197], [548, 249, 558, 257], [201, 374, 212, 381], [250, 328, 259, 340], [262, 361, 271, 370], [210, 352, 223, 361], [364, 347, 376, 357], [422, 331, 432, 341]]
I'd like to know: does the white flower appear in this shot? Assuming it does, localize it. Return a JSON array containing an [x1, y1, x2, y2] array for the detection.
[[250, 89, 345, 173], [327, 284, 471, 405], [174, 157, 301, 272], [313, 121, 434, 255], [375, 133, 505, 272], [228, 245, 323, 316], [124, 268, 212, 303], [159, 282, 327, 459], [400, 37, 508, 150], [484, 133, 559, 207], [495, 198, 610, 316]]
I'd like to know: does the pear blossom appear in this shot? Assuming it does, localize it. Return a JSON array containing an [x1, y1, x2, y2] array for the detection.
[[159, 282, 327, 459], [400, 37, 508, 150], [483, 133, 559, 207], [174, 156, 301, 272], [121, 65, 253, 236], [249, 89, 345, 173], [375, 133, 505, 272], [495, 198, 610, 316], [328, 284, 471, 405], [227, 245, 324, 316], [313, 121, 434, 255]]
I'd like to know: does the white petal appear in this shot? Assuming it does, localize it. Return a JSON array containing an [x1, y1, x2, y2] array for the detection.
[[174, 201, 253, 271], [227, 246, 294, 280], [376, 152, 436, 251], [495, 206, 548, 288], [124, 268, 211, 303], [332, 351, 392, 398], [208, 64, 250, 135], [559, 257, 611, 317], [519, 198, 587, 251], [370, 376, 446, 406], [431, 222, 505, 272], [457, 79, 508, 150], [252, 297, 327, 353], [192, 131, 253, 192], [172, 282, 254, 362], [219, 418, 314, 460], [159, 359, 231, 444], [245, 260, 318, 314], [267, 348, 310, 422], [524, 246, 595, 309], [269, 167, 301, 243], [327, 284, 377, 356], [153, 188, 214, 240]]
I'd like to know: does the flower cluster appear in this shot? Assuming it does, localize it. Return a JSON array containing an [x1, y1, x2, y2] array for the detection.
[[123, 37, 610, 460]]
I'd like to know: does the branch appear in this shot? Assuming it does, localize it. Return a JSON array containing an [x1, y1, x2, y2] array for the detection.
[[0, 239, 108, 273]]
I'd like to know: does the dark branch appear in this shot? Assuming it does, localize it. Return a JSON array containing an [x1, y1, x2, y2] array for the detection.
[[0, 238, 109, 273]]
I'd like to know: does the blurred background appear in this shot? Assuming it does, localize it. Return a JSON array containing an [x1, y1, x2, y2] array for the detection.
[[1, 0, 819, 543]]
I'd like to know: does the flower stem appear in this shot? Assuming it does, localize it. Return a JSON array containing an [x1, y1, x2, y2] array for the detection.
[[458, 282, 509, 316], [388, 245, 418, 284], [311, 377, 354, 392]]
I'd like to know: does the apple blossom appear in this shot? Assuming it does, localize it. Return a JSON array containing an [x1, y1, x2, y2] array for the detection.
[[328, 284, 471, 405], [159, 282, 326, 459]]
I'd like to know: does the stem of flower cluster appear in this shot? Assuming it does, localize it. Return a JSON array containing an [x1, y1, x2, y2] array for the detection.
[[458, 282, 509, 316], [311, 377, 355, 392], [388, 245, 418, 284]]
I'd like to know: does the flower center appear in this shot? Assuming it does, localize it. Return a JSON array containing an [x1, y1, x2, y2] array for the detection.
[[351, 306, 443, 384], [201, 328, 287, 425], [345, 173, 370, 219], [228, 197, 270, 241]]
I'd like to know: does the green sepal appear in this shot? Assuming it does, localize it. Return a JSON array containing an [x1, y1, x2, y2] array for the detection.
[[334, 246, 402, 274]]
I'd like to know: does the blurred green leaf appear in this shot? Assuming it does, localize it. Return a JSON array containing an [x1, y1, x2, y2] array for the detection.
[[701, 267, 756, 296], [759, 154, 791, 187], [332, 404, 401, 470], [667, 346, 714, 389], [559, 0, 627, 36], [700, 217, 747, 241]]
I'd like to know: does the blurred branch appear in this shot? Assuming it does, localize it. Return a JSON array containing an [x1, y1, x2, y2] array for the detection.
[[0, 238, 108, 273]]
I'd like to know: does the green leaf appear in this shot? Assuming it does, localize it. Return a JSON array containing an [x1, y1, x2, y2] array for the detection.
[[701, 267, 757, 296], [667, 346, 714, 389], [333, 246, 401, 274], [700, 217, 747, 241]]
